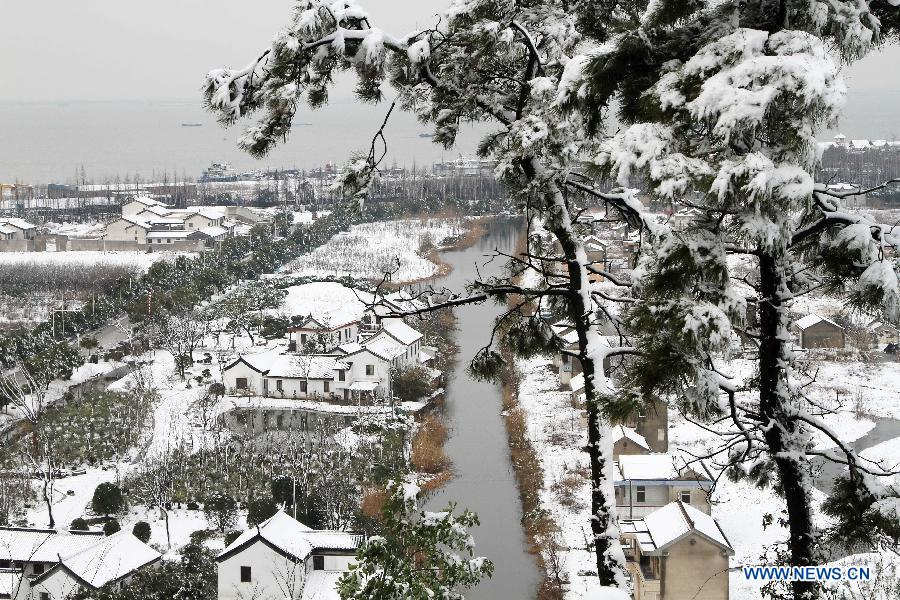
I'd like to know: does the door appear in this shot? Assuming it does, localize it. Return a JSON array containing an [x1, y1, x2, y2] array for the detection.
[[263, 379, 269, 396]]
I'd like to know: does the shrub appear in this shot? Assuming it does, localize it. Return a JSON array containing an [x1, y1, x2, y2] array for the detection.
[[187, 501, 199, 510], [391, 365, 432, 403], [189, 529, 214, 546], [103, 519, 121, 536], [132, 521, 152, 543], [411, 415, 450, 474], [92, 483, 124, 516], [70, 517, 88, 531]]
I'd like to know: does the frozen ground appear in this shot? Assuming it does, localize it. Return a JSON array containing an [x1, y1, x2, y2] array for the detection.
[[282, 218, 464, 282], [0, 250, 193, 270]]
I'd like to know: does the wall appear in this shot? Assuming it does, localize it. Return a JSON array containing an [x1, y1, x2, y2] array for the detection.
[[0, 239, 34, 252], [219, 540, 306, 600], [625, 399, 669, 453], [19, 567, 79, 600], [800, 322, 845, 349], [662, 536, 730, 600], [343, 349, 391, 396], [613, 437, 651, 457], [615, 484, 711, 519]]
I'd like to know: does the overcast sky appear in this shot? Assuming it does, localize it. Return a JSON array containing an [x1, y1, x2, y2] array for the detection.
[[1, 1, 899, 102]]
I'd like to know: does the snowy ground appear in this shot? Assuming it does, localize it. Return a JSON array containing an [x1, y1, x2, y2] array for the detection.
[[42, 221, 106, 238], [0, 250, 193, 270], [281, 218, 465, 282]]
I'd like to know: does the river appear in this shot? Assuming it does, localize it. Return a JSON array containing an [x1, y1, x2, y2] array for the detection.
[[426, 217, 540, 600]]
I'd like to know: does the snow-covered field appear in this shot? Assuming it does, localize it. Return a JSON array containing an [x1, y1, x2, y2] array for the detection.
[[43, 220, 106, 238], [282, 218, 464, 282], [0, 250, 193, 270]]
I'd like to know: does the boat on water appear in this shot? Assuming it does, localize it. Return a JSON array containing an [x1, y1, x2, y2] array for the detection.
[[418, 133, 434, 138], [181, 122, 203, 127]]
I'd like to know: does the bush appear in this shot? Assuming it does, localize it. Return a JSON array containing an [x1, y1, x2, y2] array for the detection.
[[246, 497, 279, 528], [391, 365, 432, 403], [132, 521, 151, 543], [92, 483, 124, 516], [70, 517, 88, 531], [103, 519, 121, 536], [189, 529, 214, 546], [187, 501, 199, 510], [411, 415, 450, 474]]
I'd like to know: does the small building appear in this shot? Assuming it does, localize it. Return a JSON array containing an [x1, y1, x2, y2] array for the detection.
[[17, 531, 160, 600], [224, 351, 351, 401], [621, 501, 733, 600], [614, 454, 713, 519], [0, 527, 103, 579], [288, 316, 359, 352], [794, 314, 845, 349], [103, 216, 151, 244], [121, 197, 170, 218], [870, 321, 899, 348], [613, 425, 652, 458], [0, 219, 36, 241], [216, 511, 361, 600]]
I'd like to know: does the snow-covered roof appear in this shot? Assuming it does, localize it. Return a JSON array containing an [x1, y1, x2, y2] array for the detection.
[[197, 225, 228, 238], [0, 226, 18, 235], [0, 527, 103, 563], [116, 216, 152, 229], [50, 531, 161, 589], [0, 218, 35, 230], [615, 454, 710, 482], [135, 205, 172, 217], [278, 283, 366, 327], [614, 426, 650, 451], [126, 197, 166, 207], [301, 571, 343, 600], [380, 319, 423, 345], [623, 501, 733, 555], [348, 381, 379, 391], [228, 351, 348, 379], [362, 332, 408, 360], [218, 511, 361, 563], [795, 314, 842, 331], [337, 342, 364, 355]]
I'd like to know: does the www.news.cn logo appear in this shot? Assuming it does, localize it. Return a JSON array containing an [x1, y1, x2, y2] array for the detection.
[[743, 566, 871, 582]]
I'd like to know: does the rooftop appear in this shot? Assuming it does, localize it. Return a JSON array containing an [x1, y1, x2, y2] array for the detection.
[[621, 501, 733, 555]]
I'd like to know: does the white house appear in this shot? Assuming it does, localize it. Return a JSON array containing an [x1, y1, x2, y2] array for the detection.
[[16, 531, 160, 600], [288, 317, 359, 352], [0, 527, 103, 579], [102, 216, 152, 244], [0, 219, 36, 241], [223, 351, 351, 401], [614, 454, 713, 519], [620, 501, 733, 600], [870, 320, 899, 348], [217, 511, 361, 600], [121, 197, 169, 218], [334, 344, 394, 399]]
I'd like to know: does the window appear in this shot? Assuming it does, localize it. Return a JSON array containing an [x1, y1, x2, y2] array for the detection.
[[300, 380, 308, 393], [313, 555, 325, 571], [236, 377, 248, 389], [240, 566, 252, 582], [40, 593, 49, 600], [658, 428, 665, 441], [680, 490, 691, 503], [366, 364, 375, 376], [636, 486, 646, 503], [338, 370, 346, 382], [276, 379, 283, 391], [324, 381, 330, 393], [301, 333, 307, 344]]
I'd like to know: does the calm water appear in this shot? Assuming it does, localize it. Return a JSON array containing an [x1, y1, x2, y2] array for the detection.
[[426, 217, 540, 600], [0, 98, 488, 183], [3, 91, 899, 183]]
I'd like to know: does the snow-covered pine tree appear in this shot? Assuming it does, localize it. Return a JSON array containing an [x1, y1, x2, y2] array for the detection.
[[559, 2, 899, 599], [203, 2, 666, 594]]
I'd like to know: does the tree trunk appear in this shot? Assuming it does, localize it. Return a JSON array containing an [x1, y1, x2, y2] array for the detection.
[[758, 252, 817, 600]]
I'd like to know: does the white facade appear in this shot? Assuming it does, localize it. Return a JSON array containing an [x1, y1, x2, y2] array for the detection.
[[103, 218, 149, 243]]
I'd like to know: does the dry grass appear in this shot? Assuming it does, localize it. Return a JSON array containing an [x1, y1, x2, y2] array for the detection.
[[361, 487, 388, 520], [551, 473, 586, 510], [411, 414, 451, 474]]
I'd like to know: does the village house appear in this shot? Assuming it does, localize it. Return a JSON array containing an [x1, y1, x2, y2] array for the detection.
[[217, 510, 361, 600], [612, 425, 652, 458], [614, 454, 713, 519], [288, 316, 359, 352], [794, 314, 845, 349], [121, 196, 170, 218], [0, 527, 103, 580], [224, 351, 352, 401], [14, 531, 160, 600], [0, 219, 37, 241], [570, 375, 669, 453], [870, 320, 899, 348], [620, 501, 734, 600]]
